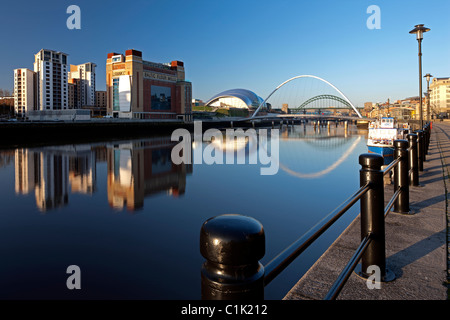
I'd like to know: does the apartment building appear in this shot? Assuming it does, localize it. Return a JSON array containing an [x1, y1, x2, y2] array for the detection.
[[33, 49, 69, 111], [13, 68, 36, 117], [429, 77, 450, 116], [69, 62, 96, 108], [95, 91, 106, 108]]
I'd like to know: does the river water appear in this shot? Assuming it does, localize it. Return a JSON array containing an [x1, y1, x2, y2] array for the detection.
[[0, 122, 369, 299]]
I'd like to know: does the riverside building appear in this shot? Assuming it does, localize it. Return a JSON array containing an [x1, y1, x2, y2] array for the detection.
[[429, 77, 450, 117], [106, 49, 192, 120], [68, 62, 97, 108], [33, 49, 69, 111], [13, 68, 36, 117]]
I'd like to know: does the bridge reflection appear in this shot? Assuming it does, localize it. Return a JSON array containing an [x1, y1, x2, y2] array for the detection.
[[9, 123, 366, 212], [276, 122, 365, 178]]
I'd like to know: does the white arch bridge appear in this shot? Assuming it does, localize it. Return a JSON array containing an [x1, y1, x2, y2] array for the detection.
[[238, 75, 365, 122]]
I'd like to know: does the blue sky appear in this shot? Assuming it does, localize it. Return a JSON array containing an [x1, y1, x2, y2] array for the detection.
[[1, 0, 449, 107]]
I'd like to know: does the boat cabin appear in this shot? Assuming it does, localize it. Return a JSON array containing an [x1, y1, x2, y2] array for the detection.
[[379, 117, 395, 129]]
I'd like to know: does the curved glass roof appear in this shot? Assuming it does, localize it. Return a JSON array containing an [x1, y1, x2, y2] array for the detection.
[[206, 89, 265, 108]]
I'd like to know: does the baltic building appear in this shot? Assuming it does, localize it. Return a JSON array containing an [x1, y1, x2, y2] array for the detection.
[[106, 49, 192, 120]]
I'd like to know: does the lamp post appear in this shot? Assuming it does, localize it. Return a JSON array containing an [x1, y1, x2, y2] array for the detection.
[[409, 24, 430, 128], [424, 73, 433, 122]]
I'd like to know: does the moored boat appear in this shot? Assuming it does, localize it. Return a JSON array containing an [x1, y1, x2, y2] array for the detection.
[[367, 117, 409, 165]]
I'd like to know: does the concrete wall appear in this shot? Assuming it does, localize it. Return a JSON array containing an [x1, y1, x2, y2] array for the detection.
[[27, 110, 91, 121]]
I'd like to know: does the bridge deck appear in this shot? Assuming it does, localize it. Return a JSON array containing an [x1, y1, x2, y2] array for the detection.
[[284, 121, 449, 300]]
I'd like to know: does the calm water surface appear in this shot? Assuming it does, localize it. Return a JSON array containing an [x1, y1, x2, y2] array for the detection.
[[0, 123, 368, 299]]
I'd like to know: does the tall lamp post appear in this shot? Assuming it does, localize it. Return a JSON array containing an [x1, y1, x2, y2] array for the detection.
[[409, 24, 430, 128], [424, 73, 433, 121]]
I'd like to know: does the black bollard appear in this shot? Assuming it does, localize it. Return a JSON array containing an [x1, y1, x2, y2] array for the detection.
[[200, 214, 265, 300], [421, 128, 427, 162], [424, 124, 430, 155], [393, 140, 410, 214], [415, 130, 424, 171], [357, 153, 395, 282], [407, 133, 419, 186]]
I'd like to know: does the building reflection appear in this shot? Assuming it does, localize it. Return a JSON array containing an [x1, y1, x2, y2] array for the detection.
[[15, 145, 97, 211], [13, 137, 191, 212], [107, 137, 192, 211]]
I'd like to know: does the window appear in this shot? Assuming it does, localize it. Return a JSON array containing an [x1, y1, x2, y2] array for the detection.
[[151, 85, 171, 110], [112, 55, 122, 63], [113, 78, 120, 111]]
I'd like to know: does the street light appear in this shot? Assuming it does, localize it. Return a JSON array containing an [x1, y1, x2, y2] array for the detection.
[[409, 24, 430, 128], [424, 73, 433, 121]]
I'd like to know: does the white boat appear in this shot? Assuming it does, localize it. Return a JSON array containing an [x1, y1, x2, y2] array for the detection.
[[367, 117, 409, 164]]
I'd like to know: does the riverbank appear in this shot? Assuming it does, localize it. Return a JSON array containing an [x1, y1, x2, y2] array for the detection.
[[0, 118, 326, 148], [284, 122, 449, 300], [0, 119, 245, 148]]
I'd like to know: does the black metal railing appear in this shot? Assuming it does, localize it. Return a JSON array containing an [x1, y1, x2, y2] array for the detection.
[[199, 122, 431, 300]]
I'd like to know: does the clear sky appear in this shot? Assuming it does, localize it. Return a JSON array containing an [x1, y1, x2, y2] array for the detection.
[[1, 0, 449, 107]]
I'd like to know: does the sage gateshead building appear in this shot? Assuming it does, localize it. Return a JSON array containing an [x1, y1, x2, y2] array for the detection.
[[106, 49, 192, 120], [205, 88, 268, 111]]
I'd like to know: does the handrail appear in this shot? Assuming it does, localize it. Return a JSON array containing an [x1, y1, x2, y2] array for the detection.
[[383, 156, 401, 176], [263, 182, 370, 286], [384, 187, 401, 217], [324, 150, 405, 300], [324, 233, 372, 300]]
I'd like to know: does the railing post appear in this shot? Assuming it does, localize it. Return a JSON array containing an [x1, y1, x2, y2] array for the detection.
[[407, 133, 419, 186], [424, 123, 430, 154], [415, 130, 424, 171], [200, 214, 265, 300], [393, 140, 410, 214], [357, 154, 395, 282], [422, 127, 427, 162]]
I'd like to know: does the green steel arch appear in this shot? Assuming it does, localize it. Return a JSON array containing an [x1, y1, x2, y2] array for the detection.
[[295, 94, 352, 110]]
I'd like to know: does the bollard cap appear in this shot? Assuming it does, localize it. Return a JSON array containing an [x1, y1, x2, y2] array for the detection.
[[407, 133, 417, 141], [200, 214, 265, 265], [394, 139, 408, 149], [359, 153, 384, 169]]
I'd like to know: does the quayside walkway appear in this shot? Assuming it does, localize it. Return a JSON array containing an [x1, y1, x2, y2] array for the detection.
[[284, 122, 450, 300]]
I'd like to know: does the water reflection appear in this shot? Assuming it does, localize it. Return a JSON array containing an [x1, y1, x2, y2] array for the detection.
[[13, 137, 193, 213], [107, 138, 192, 211], [0, 123, 368, 299], [9, 126, 365, 213]]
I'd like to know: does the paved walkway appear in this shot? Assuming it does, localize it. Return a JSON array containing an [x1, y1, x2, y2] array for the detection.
[[284, 122, 449, 300]]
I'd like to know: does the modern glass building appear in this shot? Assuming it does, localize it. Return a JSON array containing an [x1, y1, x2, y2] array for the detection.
[[205, 88, 267, 110]]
